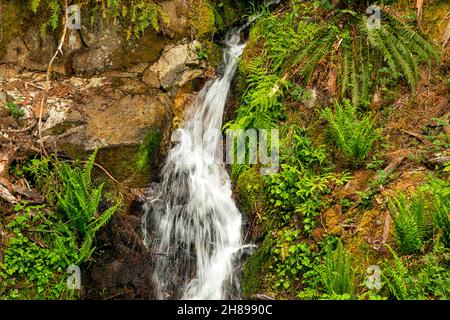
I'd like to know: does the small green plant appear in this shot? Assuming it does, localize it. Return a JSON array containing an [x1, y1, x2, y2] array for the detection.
[[5, 101, 25, 119], [383, 245, 450, 300], [383, 246, 423, 300], [0, 204, 78, 299], [321, 100, 379, 167], [271, 229, 319, 291], [420, 179, 450, 246], [12, 156, 58, 204], [266, 162, 349, 233], [290, 84, 312, 102], [196, 46, 209, 61], [131, 1, 168, 37], [320, 240, 354, 298], [389, 193, 428, 255], [289, 127, 327, 167], [56, 150, 119, 263], [366, 151, 386, 171]]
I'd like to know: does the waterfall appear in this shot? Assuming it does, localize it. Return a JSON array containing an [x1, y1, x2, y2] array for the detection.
[[142, 0, 281, 300], [143, 27, 246, 300]]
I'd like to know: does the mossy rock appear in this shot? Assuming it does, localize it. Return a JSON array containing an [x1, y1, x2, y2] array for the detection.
[[236, 167, 266, 215], [241, 235, 273, 298]]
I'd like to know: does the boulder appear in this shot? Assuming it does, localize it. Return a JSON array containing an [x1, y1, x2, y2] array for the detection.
[[156, 40, 205, 90]]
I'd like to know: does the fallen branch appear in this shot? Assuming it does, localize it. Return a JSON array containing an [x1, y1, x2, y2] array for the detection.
[[400, 129, 434, 146], [363, 156, 406, 194], [0, 183, 18, 203], [256, 294, 275, 300], [0, 177, 44, 204], [424, 153, 450, 168], [3, 118, 37, 133], [373, 211, 392, 251]]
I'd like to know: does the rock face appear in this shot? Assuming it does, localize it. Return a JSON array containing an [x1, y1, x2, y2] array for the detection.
[[0, 67, 174, 187], [0, 36, 209, 186], [0, 11, 168, 76]]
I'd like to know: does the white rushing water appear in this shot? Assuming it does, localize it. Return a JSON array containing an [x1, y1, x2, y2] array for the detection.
[[144, 27, 246, 300], [143, 0, 281, 300]]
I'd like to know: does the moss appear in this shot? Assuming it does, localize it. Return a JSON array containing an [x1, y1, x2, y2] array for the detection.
[[241, 235, 273, 298], [136, 128, 161, 172], [0, 2, 34, 59], [188, 0, 216, 38], [236, 167, 266, 215]]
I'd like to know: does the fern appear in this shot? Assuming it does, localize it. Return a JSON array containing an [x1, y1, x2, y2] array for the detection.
[[39, 0, 61, 36], [227, 57, 287, 132], [389, 193, 428, 255], [383, 246, 417, 300], [321, 100, 379, 167], [424, 180, 450, 246], [256, 7, 439, 106], [131, 1, 164, 36], [31, 0, 41, 13], [340, 37, 351, 97], [320, 240, 354, 297], [56, 150, 119, 263]]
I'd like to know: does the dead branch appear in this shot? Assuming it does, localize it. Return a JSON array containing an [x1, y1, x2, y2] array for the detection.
[[0, 176, 44, 204], [0, 183, 18, 203], [3, 118, 37, 133], [47, 0, 69, 82], [62, 158, 122, 196], [256, 293, 275, 300], [400, 129, 434, 146], [424, 153, 450, 167]]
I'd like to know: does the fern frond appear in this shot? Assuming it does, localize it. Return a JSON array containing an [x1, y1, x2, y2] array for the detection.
[[383, 245, 412, 300], [361, 16, 399, 79], [389, 193, 427, 255]]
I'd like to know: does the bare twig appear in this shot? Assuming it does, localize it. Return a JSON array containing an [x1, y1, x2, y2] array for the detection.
[[47, 0, 69, 82], [63, 158, 122, 195], [38, 0, 70, 156]]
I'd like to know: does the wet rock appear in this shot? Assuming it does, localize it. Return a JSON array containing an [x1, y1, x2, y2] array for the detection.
[[1, 70, 173, 187], [46, 80, 173, 186], [2, 27, 57, 72]]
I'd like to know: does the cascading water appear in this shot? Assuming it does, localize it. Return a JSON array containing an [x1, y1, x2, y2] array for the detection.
[[143, 27, 246, 300], [142, 0, 280, 300]]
